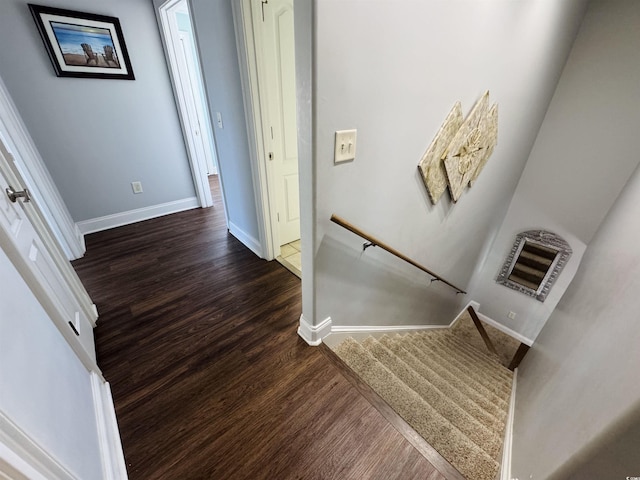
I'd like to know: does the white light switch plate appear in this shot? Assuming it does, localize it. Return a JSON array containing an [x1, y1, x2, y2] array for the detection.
[[334, 129, 357, 163]]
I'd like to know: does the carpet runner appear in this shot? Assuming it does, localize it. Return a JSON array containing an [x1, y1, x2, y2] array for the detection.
[[334, 327, 513, 480]]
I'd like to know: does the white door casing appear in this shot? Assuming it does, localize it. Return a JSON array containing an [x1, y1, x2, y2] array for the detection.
[[156, 0, 214, 209], [261, 0, 300, 247]]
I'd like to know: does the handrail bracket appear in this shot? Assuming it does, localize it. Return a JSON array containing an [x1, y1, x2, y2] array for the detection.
[[363, 241, 377, 251]]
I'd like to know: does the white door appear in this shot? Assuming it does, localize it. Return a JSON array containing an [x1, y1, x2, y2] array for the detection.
[[0, 136, 127, 478], [262, 0, 300, 246], [0, 135, 97, 366], [177, 26, 217, 176]]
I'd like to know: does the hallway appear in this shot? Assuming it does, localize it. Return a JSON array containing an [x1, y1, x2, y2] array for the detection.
[[72, 180, 444, 479]]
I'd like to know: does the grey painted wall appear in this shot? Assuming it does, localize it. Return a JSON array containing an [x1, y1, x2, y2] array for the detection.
[[294, 0, 315, 324], [0, 0, 196, 222], [189, 0, 260, 243], [312, 0, 588, 329], [511, 159, 640, 479], [469, 0, 640, 342]]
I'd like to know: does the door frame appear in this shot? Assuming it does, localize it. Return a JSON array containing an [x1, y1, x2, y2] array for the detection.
[[156, 0, 217, 210], [232, 0, 283, 261], [0, 76, 85, 261]]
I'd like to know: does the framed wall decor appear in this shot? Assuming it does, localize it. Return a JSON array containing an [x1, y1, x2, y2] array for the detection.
[[29, 4, 135, 80]]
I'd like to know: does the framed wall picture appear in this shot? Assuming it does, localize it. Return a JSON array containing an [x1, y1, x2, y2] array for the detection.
[[28, 4, 135, 80]]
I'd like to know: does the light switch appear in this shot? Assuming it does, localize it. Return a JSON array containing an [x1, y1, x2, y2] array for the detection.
[[334, 129, 357, 164]]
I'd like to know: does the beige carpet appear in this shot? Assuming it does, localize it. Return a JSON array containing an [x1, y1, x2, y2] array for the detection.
[[452, 310, 521, 367], [334, 329, 513, 480]]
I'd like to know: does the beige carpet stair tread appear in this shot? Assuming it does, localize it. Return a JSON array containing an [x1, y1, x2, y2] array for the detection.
[[423, 335, 513, 387], [429, 333, 514, 380], [390, 336, 509, 415], [452, 311, 522, 367], [405, 336, 511, 405], [410, 336, 512, 398], [430, 330, 513, 372], [419, 333, 513, 384], [361, 337, 503, 459], [334, 338, 500, 480], [378, 335, 507, 428]]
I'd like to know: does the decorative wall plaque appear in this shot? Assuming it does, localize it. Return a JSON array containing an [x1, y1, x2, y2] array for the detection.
[[418, 91, 497, 204]]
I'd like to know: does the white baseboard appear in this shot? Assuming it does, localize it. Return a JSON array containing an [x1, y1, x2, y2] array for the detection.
[[228, 221, 263, 258], [331, 324, 450, 334], [475, 310, 534, 346], [90, 373, 128, 480], [76, 197, 199, 235], [501, 368, 518, 480], [328, 301, 477, 340], [297, 315, 332, 346], [0, 411, 76, 480]]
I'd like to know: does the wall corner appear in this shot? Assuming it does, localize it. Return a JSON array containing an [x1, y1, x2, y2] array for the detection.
[[297, 314, 331, 346]]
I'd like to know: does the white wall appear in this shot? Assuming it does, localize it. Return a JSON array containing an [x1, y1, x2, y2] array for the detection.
[[312, 0, 588, 329], [511, 159, 640, 479], [189, 0, 261, 245], [469, 0, 640, 341], [0, 247, 103, 479], [0, 0, 197, 222]]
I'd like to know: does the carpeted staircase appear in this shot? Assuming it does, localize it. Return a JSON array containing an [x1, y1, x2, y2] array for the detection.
[[334, 328, 513, 480]]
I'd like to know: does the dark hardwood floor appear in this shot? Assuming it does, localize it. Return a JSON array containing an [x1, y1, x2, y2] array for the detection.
[[72, 176, 445, 480]]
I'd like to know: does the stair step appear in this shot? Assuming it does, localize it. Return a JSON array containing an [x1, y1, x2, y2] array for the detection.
[[424, 334, 513, 386], [409, 336, 512, 399], [378, 335, 506, 430], [430, 332, 514, 379], [361, 337, 503, 458], [424, 331, 512, 379], [403, 336, 511, 405], [334, 338, 500, 480]]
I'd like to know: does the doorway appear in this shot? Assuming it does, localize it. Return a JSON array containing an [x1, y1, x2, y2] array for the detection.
[[157, 0, 219, 209], [240, 0, 302, 274]]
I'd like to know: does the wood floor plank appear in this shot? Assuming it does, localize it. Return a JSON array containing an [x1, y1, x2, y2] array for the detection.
[[72, 176, 448, 479]]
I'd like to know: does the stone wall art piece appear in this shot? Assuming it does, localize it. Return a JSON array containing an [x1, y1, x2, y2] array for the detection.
[[418, 91, 498, 204]]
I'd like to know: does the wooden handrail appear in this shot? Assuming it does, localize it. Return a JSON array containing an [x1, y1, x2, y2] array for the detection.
[[330, 214, 467, 294]]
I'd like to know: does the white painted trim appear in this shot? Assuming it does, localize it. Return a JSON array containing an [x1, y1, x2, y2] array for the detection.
[[500, 367, 518, 480], [228, 221, 263, 257], [77, 197, 198, 235], [475, 311, 534, 346], [0, 440, 50, 480], [232, 0, 278, 261], [155, 0, 213, 209], [0, 411, 77, 480], [0, 75, 85, 261], [331, 324, 450, 334], [90, 374, 127, 480], [297, 315, 332, 346]]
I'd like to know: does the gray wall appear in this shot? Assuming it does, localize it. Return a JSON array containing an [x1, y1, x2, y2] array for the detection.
[[469, 0, 640, 341], [189, 0, 260, 244], [511, 158, 640, 479], [312, 0, 588, 329], [0, 0, 196, 222]]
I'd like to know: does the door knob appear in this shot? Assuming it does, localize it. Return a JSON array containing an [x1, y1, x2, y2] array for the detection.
[[5, 185, 31, 203]]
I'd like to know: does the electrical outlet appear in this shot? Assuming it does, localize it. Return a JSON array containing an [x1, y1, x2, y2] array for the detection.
[[508, 311, 517, 320], [131, 181, 143, 194]]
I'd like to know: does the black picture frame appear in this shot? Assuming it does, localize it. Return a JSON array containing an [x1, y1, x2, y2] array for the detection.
[[28, 4, 135, 80]]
